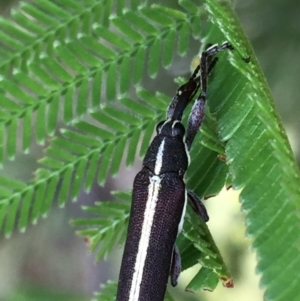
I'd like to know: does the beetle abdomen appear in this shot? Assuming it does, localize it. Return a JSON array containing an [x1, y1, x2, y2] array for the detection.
[[116, 168, 186, 301]]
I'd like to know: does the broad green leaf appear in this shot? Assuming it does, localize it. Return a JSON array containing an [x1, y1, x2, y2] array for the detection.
[[201, 1, 300, 301]]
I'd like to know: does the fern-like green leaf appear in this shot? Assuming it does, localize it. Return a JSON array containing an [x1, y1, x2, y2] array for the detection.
[[0, 87, 174, 234], [0, 0, 206, 235], [0, 2, 201, 161], [73, 191, 131, 261], [92, 280, 117, 301]]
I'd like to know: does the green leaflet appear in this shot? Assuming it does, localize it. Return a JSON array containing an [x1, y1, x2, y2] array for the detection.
[[92, 280, 117, 301], [0, 1, 205, 237], [0, 2, 202, 162], [73, 191, 131, 261]]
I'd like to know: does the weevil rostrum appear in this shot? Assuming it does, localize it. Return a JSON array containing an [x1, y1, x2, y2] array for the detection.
[[116, 41, 234, 301]]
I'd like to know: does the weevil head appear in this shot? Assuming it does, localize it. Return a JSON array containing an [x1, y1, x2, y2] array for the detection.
[[156, 119, 186, 140]]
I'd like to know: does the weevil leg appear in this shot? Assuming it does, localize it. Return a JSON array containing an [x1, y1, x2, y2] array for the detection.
[[185, 91, 206, 150], [185, 42, 233, 149], [207, 57, 218, 76], [187, 190, 209, 222], [200, 41, 234, 93], [169, 244, 181, 287], [167, 45, 224, 122]]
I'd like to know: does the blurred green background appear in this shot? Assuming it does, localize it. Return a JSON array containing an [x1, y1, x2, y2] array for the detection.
[[0, 0, 299, 300]]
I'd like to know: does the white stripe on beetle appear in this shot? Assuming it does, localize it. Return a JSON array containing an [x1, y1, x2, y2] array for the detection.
[[129, 139, 165, 301], [128, 175, 161, 301], [154, 139, 165, 175], [177, 189, 187, 235]]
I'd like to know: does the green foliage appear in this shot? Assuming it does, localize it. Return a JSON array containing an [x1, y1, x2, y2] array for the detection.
[[204, 2, 300, 301], [0, 0, 300, 301], [73, 191, 131, 261], [6, 285, 86, 301], [0, 0, 202, 236], [92, 280, 117, 301]]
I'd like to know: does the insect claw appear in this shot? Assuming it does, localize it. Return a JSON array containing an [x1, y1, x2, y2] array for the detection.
[[243, 56, 251, 63], [218, 154, 227, 162]]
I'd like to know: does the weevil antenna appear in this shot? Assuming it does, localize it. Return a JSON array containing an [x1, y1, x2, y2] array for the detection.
[[166, 64, 201, 121]]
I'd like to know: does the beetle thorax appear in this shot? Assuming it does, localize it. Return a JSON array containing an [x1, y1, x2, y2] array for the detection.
[[143, 120, 189, 176]]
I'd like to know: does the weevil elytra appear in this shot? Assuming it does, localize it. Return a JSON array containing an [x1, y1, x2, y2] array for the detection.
[[116, 42, 234, 301]]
